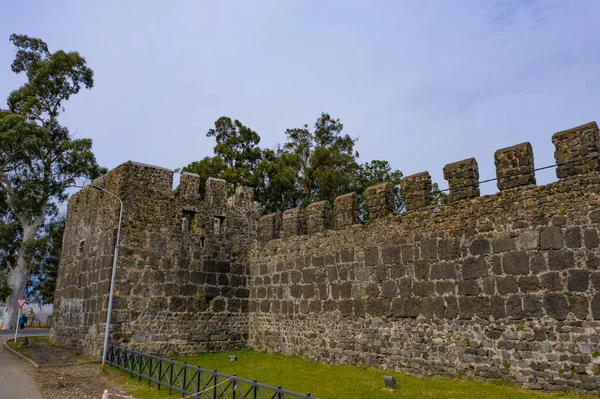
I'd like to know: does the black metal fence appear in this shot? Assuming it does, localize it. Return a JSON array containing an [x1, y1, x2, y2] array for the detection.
[[106, 344, 316, 399]]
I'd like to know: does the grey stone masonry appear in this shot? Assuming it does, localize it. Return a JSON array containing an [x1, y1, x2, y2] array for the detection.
[[306, 201, 332, 234], [179, 172, 200, 202], [206, 178, 228, 215], [365, 182, 394, 219], [400, 172, 432, 211], [54, 120, 600, 396], [553, 121, 600, 178], [334, 192, 359, 229], [282, 207, 306, 238], [494, 142, 536, 190], [259, 213, 281, 242], [443, 158, 479, 202], [52, 161, 256, 357], [227, 186, 254, 210]]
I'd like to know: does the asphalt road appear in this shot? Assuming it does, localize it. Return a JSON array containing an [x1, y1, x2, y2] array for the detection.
[[0, 330, 49, 399]]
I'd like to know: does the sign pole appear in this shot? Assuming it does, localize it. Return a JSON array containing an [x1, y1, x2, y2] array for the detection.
[[14, 307, 21, 343]]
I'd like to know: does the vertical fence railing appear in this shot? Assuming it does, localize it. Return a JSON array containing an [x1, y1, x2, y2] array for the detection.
[[106, 344, 315, 399]]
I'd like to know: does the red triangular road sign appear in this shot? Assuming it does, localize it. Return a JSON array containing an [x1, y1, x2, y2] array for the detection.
[[16, 298, 27, 308]]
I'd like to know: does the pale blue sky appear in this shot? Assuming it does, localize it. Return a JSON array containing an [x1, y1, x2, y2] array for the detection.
[[1, 1, 599, 195]]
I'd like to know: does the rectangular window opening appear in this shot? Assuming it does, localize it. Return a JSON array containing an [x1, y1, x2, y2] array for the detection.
[[182, 209, 198, 233], [214, 215, 226, 236]]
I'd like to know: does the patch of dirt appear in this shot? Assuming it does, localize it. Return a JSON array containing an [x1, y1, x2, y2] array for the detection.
[[33, 364, 133, 399], [12, 337, 83, 365]]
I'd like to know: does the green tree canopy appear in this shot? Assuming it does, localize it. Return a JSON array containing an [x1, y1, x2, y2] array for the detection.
[[284, 113, 360, 204], [0, 34, 104, 329]]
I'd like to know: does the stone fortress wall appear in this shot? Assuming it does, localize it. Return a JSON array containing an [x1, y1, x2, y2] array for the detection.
[[53, 121, 600, 393], [52, 162, 256, 355]]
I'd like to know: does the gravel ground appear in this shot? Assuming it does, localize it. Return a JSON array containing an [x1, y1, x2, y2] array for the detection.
[[11, 337, 82, 366], [33, 364, 134, 399]]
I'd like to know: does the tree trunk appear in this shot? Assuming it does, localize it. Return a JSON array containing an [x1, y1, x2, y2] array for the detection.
[[2, 224, 37, 330]]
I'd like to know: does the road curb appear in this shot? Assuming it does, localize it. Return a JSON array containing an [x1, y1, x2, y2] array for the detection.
[[3, 339, 40, 368]]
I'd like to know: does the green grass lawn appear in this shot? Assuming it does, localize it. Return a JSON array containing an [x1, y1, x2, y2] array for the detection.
[[108, 349, 587, 399]]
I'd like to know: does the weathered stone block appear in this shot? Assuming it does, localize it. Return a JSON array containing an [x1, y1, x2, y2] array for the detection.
[[381, 246, 401, 264], [365, 182, 394, 219], [205, 177, 227, 213], [259, 213, 281, 242], [462, 258, 488, 280], [445, 297, 459, 318], [405, 297, 421, 318], [413, 281, 435, 296], [503, 251, 529, 275], [492, 238, 516, 253], [438, 239, 460, 260], [306, 201, 332, 234], [431, 262, 457, 280], [458, 280, 479, 296], [420, 239, 438, 259], [179, 172, 200, 202], [523, 295, 544, 318], [282, 207, 306, 238], [392, 298, 406, 317], [584, 229, 600, 249], [458, 296, 475, 319], [414, 260, 430, 280], [506, 295, 523, 318], [518, 276, 541, 293], [547, 250, 575, 271], [420, 297, 435, 318], [494, 142, 536, 190], [365, 282, 380, 298], [340, 248, 354, 263], [568, 270, 589, 292], [592, 294, 600, 320], [443, 158, 480, 202], [497, 277, 518, 295], [366, 298, 391, 317], [565, 227, 582, 248], [398, 278, 413, 297], [400, 172, 432, 211], [491, 296, 506, 319], [381, 280, 398, 298], [469, 239, 490, 255], [540, 227, 563, 250], [517, 230, 539, 250], [364, 247, 379, 266], [544, 293, 569, 320], [334, 192, 358, 229], [552, 122, 600, 178], [540, 272, 563, 291], [568, 295, 589, 320]]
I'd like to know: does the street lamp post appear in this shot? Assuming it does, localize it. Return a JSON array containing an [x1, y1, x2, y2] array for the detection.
[[92, 185, 123, 369]]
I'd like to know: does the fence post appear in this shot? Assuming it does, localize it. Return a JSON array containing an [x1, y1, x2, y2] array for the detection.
[[169, 359, 174, 395], [128, 348, 134, 378], [232, 375, 237, 399], [158, 359, 162, 390], [147, 357, 152, 387], [196, 365, 202, 398], [138, 353, 143, 382], [213, 370, 218, 399], [253, 380, 258, 399], [182, 362, 187, 398], [277, 385, 283, 399]]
